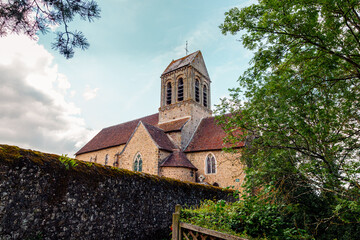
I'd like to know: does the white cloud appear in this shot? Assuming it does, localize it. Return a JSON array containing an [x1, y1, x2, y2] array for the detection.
[[0, 34, 96, 156], [83, 85, 99, 100]]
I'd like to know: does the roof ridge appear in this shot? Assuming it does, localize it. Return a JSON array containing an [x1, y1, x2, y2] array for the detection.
[[161, 50, 201, 76], [183, 117, 204, 151], [158, 116, 190, 124], [142, 121, 165, 132], [103, 113, 158, 130], [141, 121, 176, 151]]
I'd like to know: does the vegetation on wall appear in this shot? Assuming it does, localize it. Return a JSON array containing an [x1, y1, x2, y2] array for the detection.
[[181, 0, 360, 239], [0, 144, 234, 194]]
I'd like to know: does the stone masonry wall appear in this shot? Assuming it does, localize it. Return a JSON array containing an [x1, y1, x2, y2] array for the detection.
[[75, 144, 125, 166], [119, 123, 160, 175], [0, 145, 234, 240], [187, 150, 245, 190]]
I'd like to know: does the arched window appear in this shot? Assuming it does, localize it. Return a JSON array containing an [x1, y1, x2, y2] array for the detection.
[[205, 153, 216, 174], [113, 153, 120, 167], [89, 157, 93, 162], [177, 78, 184, 101], [195, 79, 200, 102], [133, 153, 143, 172], [166, 82, 172, 105], [203, 85, 208, 107], [104, 154, 109, 165]]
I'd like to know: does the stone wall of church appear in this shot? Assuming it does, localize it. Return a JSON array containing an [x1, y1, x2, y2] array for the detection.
[[180, 103, 212, 149], [119, 123, 160, 175], [159, 100, 211, 149], [186, 150, 245, 190], [0, 145, 235, 240], [160, 166, 195, 182], [75, 144, 125, 166], [167, 131, 182, 148]]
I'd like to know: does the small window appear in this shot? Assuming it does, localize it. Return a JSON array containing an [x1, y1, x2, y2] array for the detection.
[[105, 154, 109, 165], [133, 153, 143, 172], [166, 82, 172, 105], [113, 153, 119, 167], [205, 154, 216, 174], [94, 155, 97, 163], [178, 78, 184, 101], [195, 79, 200, 102], [89, 157, 93, 162], [203, 85, 208, 107]]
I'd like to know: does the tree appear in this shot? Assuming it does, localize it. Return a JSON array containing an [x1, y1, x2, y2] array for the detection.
[[0, 0, 100, 58], [218, 0, 360, 238]]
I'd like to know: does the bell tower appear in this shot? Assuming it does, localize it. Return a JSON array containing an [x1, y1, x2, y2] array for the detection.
[[158, 51, 212, 149], [159, 50, 212, 124]]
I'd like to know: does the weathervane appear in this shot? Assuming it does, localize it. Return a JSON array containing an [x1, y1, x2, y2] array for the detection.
[[185, 41, 189, 55]]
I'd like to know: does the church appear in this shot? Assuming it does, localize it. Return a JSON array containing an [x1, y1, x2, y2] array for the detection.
[[75, 51, 245, 189]]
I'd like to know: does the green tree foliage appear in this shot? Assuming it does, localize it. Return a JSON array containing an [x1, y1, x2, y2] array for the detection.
[[0, 0, 100, 58], [217, 0, 360, 238]]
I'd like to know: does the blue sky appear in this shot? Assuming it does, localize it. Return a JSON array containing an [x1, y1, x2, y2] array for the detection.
[[0, 0, 253, 155]]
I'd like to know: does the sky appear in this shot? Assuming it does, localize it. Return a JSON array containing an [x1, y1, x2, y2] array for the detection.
[[0, 0, 253, 156]]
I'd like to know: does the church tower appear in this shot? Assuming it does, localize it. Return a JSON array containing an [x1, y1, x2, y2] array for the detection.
[[159, 50, 212, 148]]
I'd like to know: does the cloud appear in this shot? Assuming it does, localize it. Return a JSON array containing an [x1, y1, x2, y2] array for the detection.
[[83, 85, 99, 100], [0, 34, 96, 156]]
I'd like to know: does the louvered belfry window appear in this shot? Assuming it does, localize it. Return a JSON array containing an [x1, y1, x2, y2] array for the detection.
[[166, 82, 172, 105], [178, 78, 184, 101], [195, 79, 200, 102], [203, 85, 208, 107]]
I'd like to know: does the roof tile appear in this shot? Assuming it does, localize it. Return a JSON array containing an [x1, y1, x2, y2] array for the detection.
[[157, 117, 190, 132], [162, 51, 199, 76], [160, 149, 197, 170], [142, 122, 176, 151], [75, 113, 159, 155], [184, 116, 244, 152]]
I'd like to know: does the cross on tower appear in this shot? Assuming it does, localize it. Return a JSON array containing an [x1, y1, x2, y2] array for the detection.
[[185, 41, 188, 55]]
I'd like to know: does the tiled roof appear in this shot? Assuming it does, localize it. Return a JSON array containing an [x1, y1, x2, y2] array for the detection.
[[75, 113, 159, 155], [157, 117, 190, 132], [142, 122, 176, 151], [160, 149, 197, 170], [184, 116, 245, 152], [162, 51, 200, 76]]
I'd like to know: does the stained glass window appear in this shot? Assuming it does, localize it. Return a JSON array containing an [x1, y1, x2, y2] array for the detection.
[[133, 153, 143, 172], [206, 154, 216, 174]]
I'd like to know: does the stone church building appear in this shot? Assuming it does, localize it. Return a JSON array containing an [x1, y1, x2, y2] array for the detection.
[[75, 51, 244, 189]]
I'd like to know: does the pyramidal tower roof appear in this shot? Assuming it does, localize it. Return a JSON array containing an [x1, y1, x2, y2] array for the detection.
[[161, 50, 209, 79]]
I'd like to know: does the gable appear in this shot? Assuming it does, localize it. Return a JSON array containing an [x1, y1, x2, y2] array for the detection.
[[76, 113, 159, 155], [190, 51, 210, 80], [161, 50, 210, 79], [119, 123, 162, 175], [121, 122, 160, 154], [162, 51, 199, 76]]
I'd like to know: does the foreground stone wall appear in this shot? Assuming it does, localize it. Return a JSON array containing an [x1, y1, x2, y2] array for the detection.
[[0, 145, 234, 240]]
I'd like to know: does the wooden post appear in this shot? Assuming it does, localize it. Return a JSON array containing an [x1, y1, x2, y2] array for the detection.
[[172, 204, 181, 240]]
